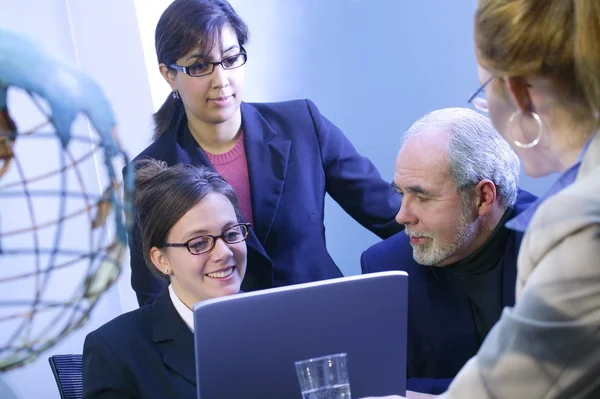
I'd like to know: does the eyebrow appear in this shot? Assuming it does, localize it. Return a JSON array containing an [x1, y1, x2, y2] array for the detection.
[[183, 221, 239, 240], [405, 185, 432, 196], [185, 45, 240, 63], [392, 182, 432, 196], [183, 228, 209, 240]]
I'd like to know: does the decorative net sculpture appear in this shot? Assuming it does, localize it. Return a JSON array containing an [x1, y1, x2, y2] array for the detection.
[[0, 28, 133, 372]]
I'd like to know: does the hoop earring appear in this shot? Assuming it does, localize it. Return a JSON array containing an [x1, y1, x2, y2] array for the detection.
[[172, 91, 179, 99], [508, 110, 544, 149]]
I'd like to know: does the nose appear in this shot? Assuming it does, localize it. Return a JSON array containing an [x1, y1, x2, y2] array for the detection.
[[395, 198, 418, 226], [210, 236, 234, 262], [210, 64, 229, 89]]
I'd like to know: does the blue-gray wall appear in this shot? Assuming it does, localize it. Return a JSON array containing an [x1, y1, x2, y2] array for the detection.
[[231, 0, 554, 276]]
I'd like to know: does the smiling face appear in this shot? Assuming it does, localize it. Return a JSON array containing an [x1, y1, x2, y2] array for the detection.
[[151, 192, 247, 308], [393, 131, 478, 266], [161, 24, 245, 130]]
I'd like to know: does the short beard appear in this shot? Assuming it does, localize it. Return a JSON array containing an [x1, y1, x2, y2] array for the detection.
[[406, 190, 477, 266]]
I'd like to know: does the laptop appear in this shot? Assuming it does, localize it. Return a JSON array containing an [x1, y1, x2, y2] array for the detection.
[[193, 271, 408, 399]]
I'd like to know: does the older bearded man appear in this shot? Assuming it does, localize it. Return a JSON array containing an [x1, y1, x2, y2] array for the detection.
[[361, 108, 537, 394]]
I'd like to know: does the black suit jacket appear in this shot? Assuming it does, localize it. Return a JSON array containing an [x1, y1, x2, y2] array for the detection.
[[361, 189, 538, 394], [128, 99, 402, 306], [82, 289, 196, 398]]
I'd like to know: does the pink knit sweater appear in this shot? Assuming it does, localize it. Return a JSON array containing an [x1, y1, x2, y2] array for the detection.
[[204, 131, 253, 226]]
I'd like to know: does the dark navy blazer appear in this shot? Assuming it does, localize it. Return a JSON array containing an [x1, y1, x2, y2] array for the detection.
[[129, 99, 402, 306], [82, 289, 196, 398], [360, 189, 537, 394]]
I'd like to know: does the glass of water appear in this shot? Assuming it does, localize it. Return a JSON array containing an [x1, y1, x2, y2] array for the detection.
[[295, 353, 351, 399]]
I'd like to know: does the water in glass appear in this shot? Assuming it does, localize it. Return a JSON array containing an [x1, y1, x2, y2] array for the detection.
[[302, 383, 351, 399]]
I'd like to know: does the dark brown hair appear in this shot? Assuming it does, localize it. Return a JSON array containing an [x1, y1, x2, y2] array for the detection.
[[152, 0, 249, 140], [133, 158, 241, 281]]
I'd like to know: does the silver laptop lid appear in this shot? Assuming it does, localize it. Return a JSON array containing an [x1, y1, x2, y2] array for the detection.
[[194, 271, 408, 398]]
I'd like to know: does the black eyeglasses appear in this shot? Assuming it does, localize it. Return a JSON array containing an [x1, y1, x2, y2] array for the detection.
[[161, 223, 250, 255], [467, 75, 495, 113], [170, 51, 248, 77]]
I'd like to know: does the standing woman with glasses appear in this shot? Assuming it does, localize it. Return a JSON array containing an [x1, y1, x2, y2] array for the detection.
[[363, 0, 600, 398], [83, 159, 249, 398], [128, 0, 402, 306]]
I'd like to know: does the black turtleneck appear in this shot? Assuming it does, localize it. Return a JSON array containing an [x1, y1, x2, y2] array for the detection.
[[446, 207, 515, 344]]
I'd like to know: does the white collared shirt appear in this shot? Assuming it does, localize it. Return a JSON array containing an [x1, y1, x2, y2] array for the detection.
[[168, 284, 194, 332]]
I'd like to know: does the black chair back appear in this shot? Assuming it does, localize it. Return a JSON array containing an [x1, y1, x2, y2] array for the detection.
[[48, 354, 83, 399]]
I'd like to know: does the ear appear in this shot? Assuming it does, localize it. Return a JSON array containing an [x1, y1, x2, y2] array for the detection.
[[150, 246, 171, 276], [159, 63, 178, 92], [474, 179, 497, 217], [505, 77, 533, 113]]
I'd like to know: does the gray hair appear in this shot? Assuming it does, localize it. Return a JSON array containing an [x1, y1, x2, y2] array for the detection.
[[402, 108, 520, 207]]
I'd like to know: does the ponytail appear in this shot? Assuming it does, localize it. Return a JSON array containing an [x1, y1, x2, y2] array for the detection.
[[152, 93, 185, 140], [132, 158, 170, 280], [574, 0, 600, 123]]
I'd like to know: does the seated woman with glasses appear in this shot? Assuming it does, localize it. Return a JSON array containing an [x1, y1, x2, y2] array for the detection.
[[128, 0, 402, 307], [83, 158, 249, 398]]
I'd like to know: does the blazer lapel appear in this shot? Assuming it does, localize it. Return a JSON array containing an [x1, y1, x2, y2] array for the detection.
[[501, 190, 536, 307], [579, 130, 600, 178], [152, 289, 196, 386], [240, 102, 291, 244], [176, 123, 215, 171]]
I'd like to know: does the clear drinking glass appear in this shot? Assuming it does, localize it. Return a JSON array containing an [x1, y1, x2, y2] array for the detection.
[[294, 353, 351, 399]]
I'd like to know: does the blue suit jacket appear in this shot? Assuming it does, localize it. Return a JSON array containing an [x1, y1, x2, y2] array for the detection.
[[360, 189, 537, 394], [129, 99, 402, 306], [82, 289, 196, 398]]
